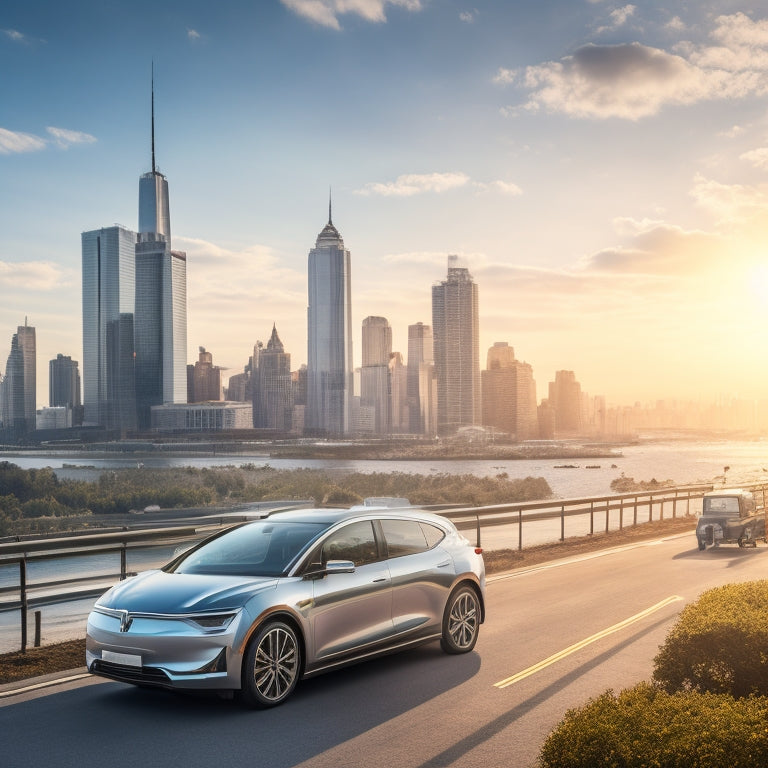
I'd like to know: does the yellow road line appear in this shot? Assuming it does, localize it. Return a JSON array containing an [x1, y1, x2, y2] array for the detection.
[[494, 595, 683, 689]]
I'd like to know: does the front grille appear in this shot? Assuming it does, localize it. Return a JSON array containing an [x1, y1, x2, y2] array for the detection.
[[91, 660, 171, 687]]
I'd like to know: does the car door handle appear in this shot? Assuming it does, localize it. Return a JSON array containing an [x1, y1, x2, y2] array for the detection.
[[372, 577, 388, 583], [437, 561, 451, 568]]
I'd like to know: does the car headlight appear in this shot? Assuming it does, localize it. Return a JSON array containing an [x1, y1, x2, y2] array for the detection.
[[185, 613, 237, 631]]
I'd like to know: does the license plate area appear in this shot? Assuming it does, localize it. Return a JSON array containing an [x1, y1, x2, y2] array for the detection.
[[103, 650, 142, 667]]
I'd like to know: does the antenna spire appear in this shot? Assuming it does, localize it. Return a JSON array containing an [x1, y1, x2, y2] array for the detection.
[[151, 61, 156, 174], [328, 187, 333, 225]]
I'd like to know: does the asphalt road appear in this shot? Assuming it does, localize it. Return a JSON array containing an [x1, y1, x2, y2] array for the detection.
[[2, 532, 766, 768]]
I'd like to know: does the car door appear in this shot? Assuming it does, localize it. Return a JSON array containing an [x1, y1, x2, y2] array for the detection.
[[309, 520, 394, 662], [381, 518, 454, 639]]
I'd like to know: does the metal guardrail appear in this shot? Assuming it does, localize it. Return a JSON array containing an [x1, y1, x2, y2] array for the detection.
[[439, 483, 718, 549]]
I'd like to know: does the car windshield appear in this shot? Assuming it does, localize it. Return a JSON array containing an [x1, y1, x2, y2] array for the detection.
[[167, 520, 329, 577]]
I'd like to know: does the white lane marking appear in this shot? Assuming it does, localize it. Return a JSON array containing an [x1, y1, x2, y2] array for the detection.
[[0, 673, 92, 699], [493, 595, 683, 689]]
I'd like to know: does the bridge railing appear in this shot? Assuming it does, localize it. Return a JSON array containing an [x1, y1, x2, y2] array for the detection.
[[438, 483, 720, 549]]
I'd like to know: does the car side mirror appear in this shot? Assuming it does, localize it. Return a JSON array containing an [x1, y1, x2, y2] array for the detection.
[[325, 560, 356, 574], [302, 559, 356, 580]]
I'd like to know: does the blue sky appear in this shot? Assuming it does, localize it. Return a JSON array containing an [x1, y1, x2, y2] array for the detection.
[[2, 0, 768, 406]]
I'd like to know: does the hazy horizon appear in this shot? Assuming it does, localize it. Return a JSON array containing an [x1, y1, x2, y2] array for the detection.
[[2, 1, 768, 407]]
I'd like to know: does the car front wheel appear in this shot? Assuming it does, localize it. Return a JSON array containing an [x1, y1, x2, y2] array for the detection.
[[241, 620, 301, 708], [441, 585, 480, 654]]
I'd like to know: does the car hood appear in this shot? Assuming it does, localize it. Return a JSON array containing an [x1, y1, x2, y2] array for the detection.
[[96, 569, 279, 613]]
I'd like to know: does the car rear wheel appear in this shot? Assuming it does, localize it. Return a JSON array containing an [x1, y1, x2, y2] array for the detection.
[[241, 620, 301, 708], [441, 585, 480, 654]]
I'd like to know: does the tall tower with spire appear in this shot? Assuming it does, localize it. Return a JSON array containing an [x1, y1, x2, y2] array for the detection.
[[134, 65, 187, 430], [306, 195, 353, 435]]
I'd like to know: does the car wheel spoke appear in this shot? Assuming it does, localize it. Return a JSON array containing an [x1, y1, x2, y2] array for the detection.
[[253, 626, 298, 701], [449, 592, 478, 649]]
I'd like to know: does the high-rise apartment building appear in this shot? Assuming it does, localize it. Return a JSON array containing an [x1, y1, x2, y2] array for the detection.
[[306, 201, 353, 436], [49, 353, 82, 425], [2, 320, 36, 435], [407, 322, 436, 436], [49, 354, 81, 409], [548, 370, 583, 435], [254, 325, 293, 431], [388, 351, 408, 433], [431, 256, 480, 434], [81, 225, 137, 432], [481, 342, 538, 441], [187, 347, 222, 403], [360, 316, 391, 434], [134, 75, 187, 430]]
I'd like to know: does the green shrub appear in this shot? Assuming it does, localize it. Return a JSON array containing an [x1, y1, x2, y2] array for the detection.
[[538, 683, 768, 768], [653, 581, 768, 698]]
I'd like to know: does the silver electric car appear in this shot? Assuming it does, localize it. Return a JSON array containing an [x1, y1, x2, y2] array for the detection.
[[86, 507, 486, 707]]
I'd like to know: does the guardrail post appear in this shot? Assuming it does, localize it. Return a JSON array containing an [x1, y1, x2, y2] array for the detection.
[[672, 493, 677, 519], [518, 509, 522, 551], [560, 504, 565, 541], [20, 558, 27, 653], [649, 496, 653, 522], [634, 496, 638, 525], [34, 610, 41, 648], [476, 516, 481, 549], [589, 501, 594, 536], [605, 500, 610, 533], [660, 498, 664, 521], [120, 546, 127, 580], [619, 497, 624, 530]]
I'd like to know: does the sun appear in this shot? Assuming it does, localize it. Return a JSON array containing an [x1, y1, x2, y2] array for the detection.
[[747, 263, 768, 305]]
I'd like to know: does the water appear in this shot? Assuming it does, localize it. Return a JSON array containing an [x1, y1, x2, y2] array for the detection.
[[2, 437, 767, 498]]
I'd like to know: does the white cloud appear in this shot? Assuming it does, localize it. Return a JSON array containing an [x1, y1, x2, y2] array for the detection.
[[595, 4, 636, 34], [357, 172, 470, 196], [741, 147, 768, 171], [2, 28, 26, 43], [187, 28, 201, 41], [0, 260, 68, 290], [460, 10, 477, 24], [0, 128, 47, 154], [690, 173, 768, 224], [281, 0, 422, 30], [489, 180, 523, 195], [46, 126, 97, 148], [0, 126, 97, 154], [493, 67, 517, 85], [499, 12, 768, 121]]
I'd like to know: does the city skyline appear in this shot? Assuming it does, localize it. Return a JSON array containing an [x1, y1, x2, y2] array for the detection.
[[2, 1, 768, 406]]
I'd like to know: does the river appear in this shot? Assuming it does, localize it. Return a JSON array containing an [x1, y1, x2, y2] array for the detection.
[[2, 436, 767, 498]]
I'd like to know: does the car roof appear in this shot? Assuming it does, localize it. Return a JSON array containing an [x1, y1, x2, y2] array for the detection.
[[264, 507, 452, 528], [703, 488, 752, 498]]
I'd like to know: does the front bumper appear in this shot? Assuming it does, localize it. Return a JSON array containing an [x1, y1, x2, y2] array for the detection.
[[86, 607, 246, 690]]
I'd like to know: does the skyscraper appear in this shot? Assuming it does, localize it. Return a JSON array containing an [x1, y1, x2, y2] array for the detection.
[[431, 256, 480, 434], [254, 325, 293, 431], [81, 225, 137, 432], [49, 353, 82, 425], [481, 342, 538, 441], [306, 199, 353, 436], [134, 71, 187, 430], [407, 322, 434, 434], [361, 316, 392, 434], [3, 320, 36, 435], [548, 370, 583, 435], [187, 347, 222, 403]]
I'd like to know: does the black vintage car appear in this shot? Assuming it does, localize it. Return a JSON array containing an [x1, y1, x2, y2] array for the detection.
[[696, 488, 767, 550]]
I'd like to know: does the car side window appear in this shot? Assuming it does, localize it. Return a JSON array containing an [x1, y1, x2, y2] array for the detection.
[[420, 522, 446, 549], [321, 521, 380, 566], [381, 519, 434, 558]]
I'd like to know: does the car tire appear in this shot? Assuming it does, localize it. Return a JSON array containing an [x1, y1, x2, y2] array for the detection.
[[240, 620, 301, 708], [441, 585, 480, 654]]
